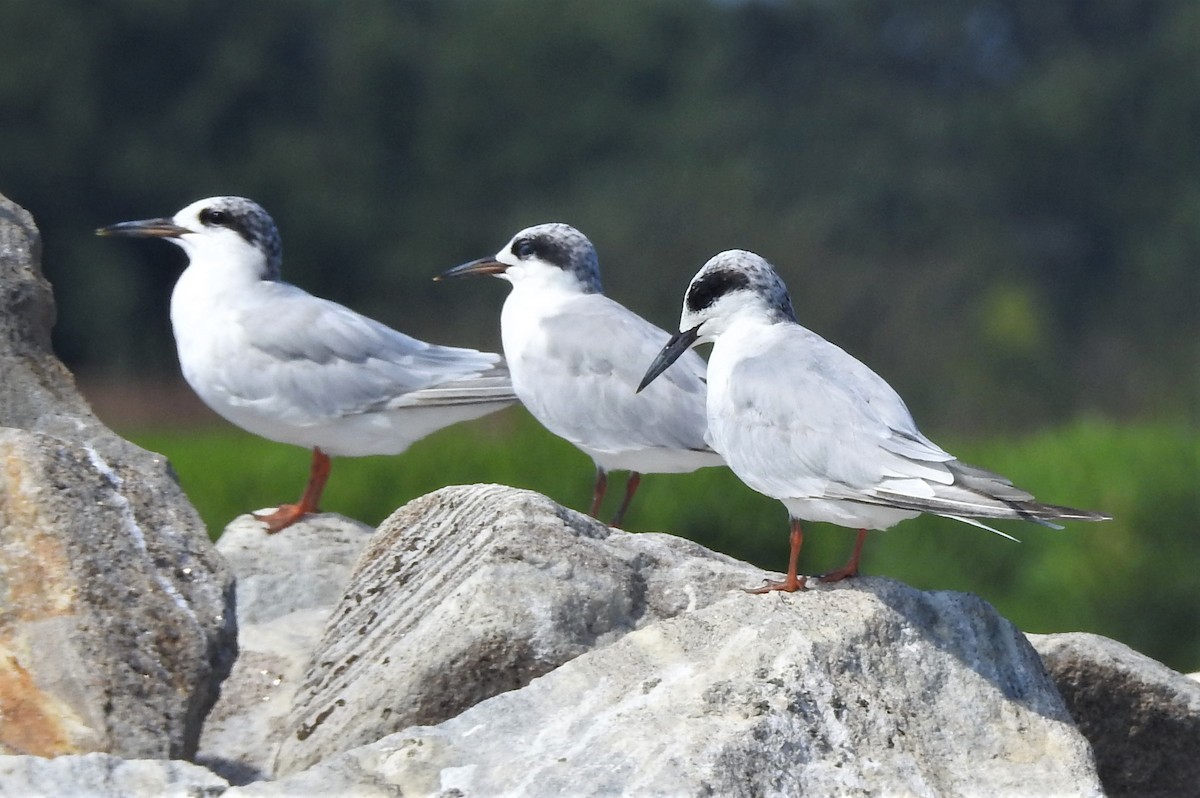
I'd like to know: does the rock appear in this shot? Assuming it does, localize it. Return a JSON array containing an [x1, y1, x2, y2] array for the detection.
[[273, 484, 767, 775], [1030, 632, 1200, 798], [215, 513, 375, 626], [251, 579, 1103, 797], [0, 193, 236, 759], [0, 752, 228, 797], [197, 514, 373, 784]]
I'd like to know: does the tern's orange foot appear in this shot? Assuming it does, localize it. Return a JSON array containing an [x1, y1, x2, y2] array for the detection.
[[252, 503, 314, 534], [745, 574, 808, 594], [818, 566, 859, 584]]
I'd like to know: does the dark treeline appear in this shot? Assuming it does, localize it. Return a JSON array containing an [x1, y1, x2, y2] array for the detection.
[[1, 0, 1195, 432]]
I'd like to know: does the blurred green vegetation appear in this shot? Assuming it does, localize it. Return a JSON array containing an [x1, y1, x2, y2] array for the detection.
[[127, 413, 1199, 672], [0, 0, 1196, 431]]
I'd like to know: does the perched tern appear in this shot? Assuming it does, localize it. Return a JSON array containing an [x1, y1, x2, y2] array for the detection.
[[438, 223, 722, 526], [97, 196, 516, 532], [639, 249, 1109, 592]]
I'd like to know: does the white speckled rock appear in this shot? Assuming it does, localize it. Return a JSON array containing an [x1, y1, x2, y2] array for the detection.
[[248, 579, 1103, 797], [274, 484, 767, 774], [0, 752, 228, 797], [197, 513, 374, 784]]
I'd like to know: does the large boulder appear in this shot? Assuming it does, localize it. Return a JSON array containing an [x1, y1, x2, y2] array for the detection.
[[255, 572, 1103, 796], [263, 484, 1102, 795], [0, 193, 235, 759], [273, 484, 767, 774]]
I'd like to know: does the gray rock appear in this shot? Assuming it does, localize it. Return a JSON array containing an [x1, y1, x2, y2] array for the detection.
[[1030, 632, 1200, 798], [215, 513, 375, 626], [274, 484, 767, 775], [252, 579, 1103, 797], [198, 514, 373, 784], [0, 193, 235, 759], [0, 752, 228, 798]]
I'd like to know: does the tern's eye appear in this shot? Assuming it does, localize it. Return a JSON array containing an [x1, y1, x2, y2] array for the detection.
[[513, 239, 537, 259], [200, 208, 230, 227]]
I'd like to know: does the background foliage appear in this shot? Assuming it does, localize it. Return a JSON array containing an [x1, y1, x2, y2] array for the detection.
[[1, 2, 1195, 667]]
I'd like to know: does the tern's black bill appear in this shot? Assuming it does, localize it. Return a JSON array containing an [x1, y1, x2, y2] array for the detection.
[[95, 219, 190, 239], [435, 257, 509, 281], [637, 325, 701, 393]]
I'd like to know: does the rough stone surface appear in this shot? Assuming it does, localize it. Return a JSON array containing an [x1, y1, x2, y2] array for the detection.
[[253, 579, 1103, 797], [197, 514, 373, 784], [215, 513, 375, 626], [0, 193, 236, 759], [1030, 631, 1200, 798], [274, 484, 767, 775], [0, 752, 228, 797]]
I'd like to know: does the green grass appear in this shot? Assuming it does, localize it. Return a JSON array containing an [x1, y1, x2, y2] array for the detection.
[[126, 413, 1199, 672]]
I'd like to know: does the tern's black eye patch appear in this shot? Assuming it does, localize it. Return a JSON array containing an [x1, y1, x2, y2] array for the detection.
[[513, 238, 537, 259], [199, 205, 260, 247], [199, 208, 230, 227], [511, 235, 571, 270], [687, 268, 750, 313]]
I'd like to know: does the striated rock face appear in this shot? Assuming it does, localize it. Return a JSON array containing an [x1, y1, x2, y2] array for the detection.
[[1030, 632, 1200, 798], [274, 484, 766, 774], [0, 193, 236, 759]]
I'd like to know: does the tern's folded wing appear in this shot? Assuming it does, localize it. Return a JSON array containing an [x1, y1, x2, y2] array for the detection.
[[717, 325, 1107, 527], [218, 286, 512, 421], [526, 296, 714, 454], [714, 325, 957, 500]]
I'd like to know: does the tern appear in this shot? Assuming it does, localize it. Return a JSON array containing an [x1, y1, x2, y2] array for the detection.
[[98, 196, 516, 532], [639, 249, 1109, 592], [438, 223, 722, 526]]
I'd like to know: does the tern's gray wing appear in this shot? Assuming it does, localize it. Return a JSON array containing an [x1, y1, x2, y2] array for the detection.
[[715, 324, 959, 500], [717, 323, 1105, 525], [211, 283, 512, 423], [525, 294, 713, 454]]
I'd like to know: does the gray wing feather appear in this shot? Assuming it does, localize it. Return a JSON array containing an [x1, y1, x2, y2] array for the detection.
[[214, 283, 513, 421], [716, 326, 952, 498], [524, 295, 712, 454], [717, 323, 1107, 524]]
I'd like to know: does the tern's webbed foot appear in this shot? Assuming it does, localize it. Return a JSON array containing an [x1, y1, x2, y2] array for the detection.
[[253, 503, 313, 534], [744, 574, 808, 594], [817, 566, 859, 584]]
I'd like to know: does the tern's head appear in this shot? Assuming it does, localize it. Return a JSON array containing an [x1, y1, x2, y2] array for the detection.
[[437, 223, 602, 294], [637, 250, 796, 393], [97, 196, 284, 281], [679, 250, 796, 339]]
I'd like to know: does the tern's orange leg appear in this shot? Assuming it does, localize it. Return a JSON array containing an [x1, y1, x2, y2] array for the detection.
[[609, 472, 642, 528], [820, 528, 868, 583], [254, 447, 331, 534], [589, 468, 608, 518], [747, 518, 808, 593]]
